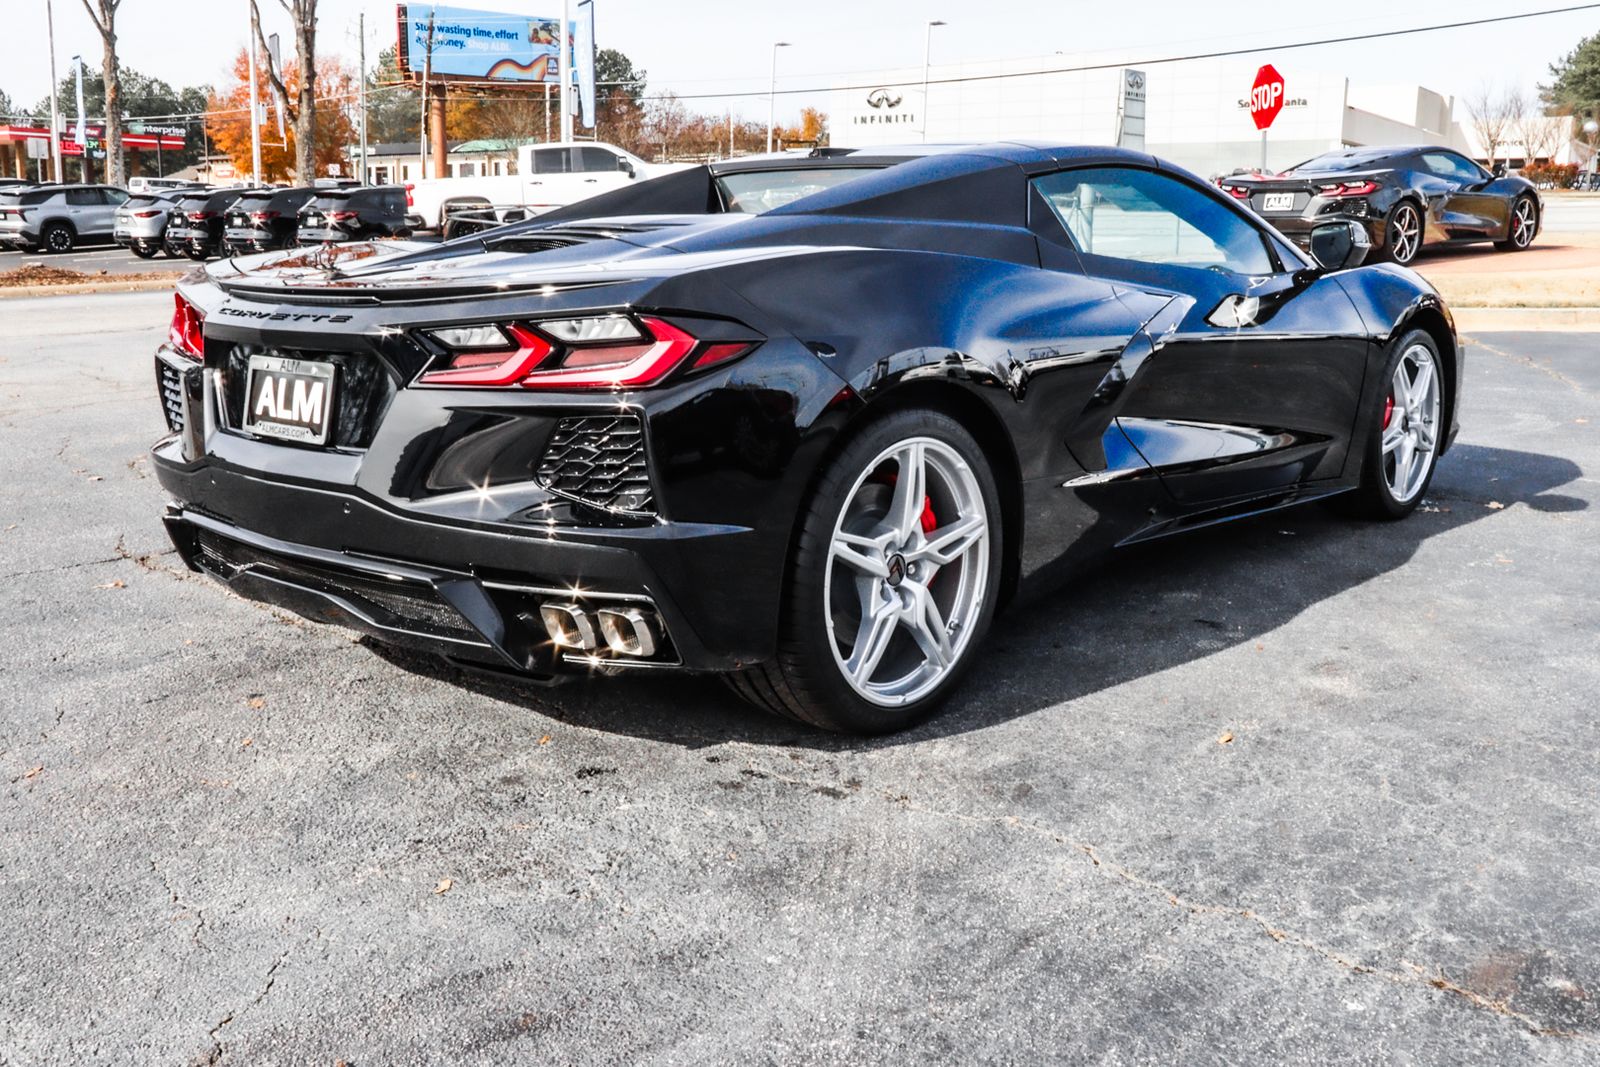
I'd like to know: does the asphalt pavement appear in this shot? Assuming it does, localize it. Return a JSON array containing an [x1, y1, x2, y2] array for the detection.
[[1, 292, 1598, 1064]]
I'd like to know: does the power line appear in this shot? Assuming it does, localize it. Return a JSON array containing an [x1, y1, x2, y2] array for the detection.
[[656, 2, 1600, 102]]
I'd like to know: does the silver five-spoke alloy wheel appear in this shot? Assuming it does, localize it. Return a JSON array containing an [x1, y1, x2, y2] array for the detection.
[[1389, 203, 1420, 264], [1382, 342, 1442, 503], [1511, 198, 1536, 249], [824, 437, 990, 706]]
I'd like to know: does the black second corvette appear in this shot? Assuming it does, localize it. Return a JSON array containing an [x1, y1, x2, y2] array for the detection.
[[152, 143, 1461, 733], [1220, 144, 1541, 266]]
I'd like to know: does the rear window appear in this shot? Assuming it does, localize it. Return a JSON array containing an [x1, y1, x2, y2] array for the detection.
[[1289, 148, 1396, 173], [714, 167, 881, 214], [303, 194, 351, 212], [269, 189, 316, 211]]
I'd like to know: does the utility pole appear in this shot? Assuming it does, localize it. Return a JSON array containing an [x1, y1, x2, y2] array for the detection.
[[560, 0, 574, 143], [247, 2, 262, 183], [767, 41, 790, 154], [45, 0, 64, 182], [419, 9, 433, 180], [358, 10, 368, 185], [922, 20, 946, 143]]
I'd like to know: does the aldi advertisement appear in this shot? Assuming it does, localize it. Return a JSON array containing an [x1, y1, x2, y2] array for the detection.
[[395, 3, 569, 83]]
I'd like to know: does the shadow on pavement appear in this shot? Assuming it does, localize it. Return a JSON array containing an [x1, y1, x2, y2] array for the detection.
[[363, 443, 1586, 750]]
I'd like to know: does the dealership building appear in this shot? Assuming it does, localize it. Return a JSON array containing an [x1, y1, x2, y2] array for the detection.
[[829, 54, 1578, 176]]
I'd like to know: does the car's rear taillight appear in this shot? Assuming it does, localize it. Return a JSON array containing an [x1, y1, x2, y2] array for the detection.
[[404, 183, 414, 207], [169, 292, 204, 360], [133, 209, 162, 218], [1317, 180, 1380, 198], [249, 210, 279, 222], [417, 315, 755, 390], [187, 211, 214, 221], [1221, 184, 1249, 199], [328, 210, 359, 222]]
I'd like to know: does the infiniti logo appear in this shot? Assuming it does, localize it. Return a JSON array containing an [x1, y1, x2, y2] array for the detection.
[[866, 87, 903, 110]]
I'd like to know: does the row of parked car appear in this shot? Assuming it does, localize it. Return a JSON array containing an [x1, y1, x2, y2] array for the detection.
[[0, 179, 412, 258]]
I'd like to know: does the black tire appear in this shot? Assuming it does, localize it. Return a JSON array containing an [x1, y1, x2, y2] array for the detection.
[[1375, 199, 1422, 266], [1494, 194, 1538, 252], [185, 245, 209, 261], [1337, 328, 1444, 520], [129, 242, 159, 260], [41, 222, 74, 254], [726, 408, 1004, 734]]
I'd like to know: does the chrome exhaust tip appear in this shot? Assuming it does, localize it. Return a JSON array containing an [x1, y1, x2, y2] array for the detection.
[[539, 602, 597, 650], [596, 606, 659, 657]]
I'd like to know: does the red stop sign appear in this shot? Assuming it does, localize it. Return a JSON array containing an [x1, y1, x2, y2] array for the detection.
[[1249, 64, 1285, 131]]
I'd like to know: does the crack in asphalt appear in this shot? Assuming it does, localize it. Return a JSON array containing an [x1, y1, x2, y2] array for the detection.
[[738, 757, 1594, 1043], [1466, 336, 1590, 397], [150, 858, 210, 953], [200, 928, 322, 1064]]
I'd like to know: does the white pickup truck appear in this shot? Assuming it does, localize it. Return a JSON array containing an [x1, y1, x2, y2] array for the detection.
[[404, 141, 685, 233]]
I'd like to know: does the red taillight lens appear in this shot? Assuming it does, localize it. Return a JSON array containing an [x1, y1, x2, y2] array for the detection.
[[133, 209, 162, 218], [418, 316, 754, 390], [328, 210, 359, 222], [404, 183, 414, 207], [169, 292, 204, 360], [249, 210, 279, 222], [1221, 184, 1249, 200], [187, 211, 214, 221], [1318, 180, 1380, 198], [418, 324, 553, 386]]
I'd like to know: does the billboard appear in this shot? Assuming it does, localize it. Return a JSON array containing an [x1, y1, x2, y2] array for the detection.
[[396, 4, 571, 84]]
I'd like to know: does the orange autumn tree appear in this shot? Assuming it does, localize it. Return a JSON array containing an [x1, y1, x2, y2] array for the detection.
[[209, 50, 358, 182]]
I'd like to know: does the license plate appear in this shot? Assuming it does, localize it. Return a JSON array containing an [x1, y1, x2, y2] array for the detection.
[[243, 354, 336, 445], [302, 213, 322, 224], [1262, 193, 1296, 212]]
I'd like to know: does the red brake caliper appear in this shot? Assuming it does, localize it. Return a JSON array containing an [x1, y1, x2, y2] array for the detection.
[[920, 496, 938, 534]]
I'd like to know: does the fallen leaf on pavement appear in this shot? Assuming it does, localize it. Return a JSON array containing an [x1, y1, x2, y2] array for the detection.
[[538, 734, 551, 745], [96, 579, 126, 590], [1218, 732, 1234, 745], [247, 696, 266, 710], [1486, 501, 1505, 510], [23, 766, 43, 780], [435, 878, 453, 895], [241, 737, 254, 748]]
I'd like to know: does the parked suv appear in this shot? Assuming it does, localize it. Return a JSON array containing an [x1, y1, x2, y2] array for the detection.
[[115, 186, 204, 259], [0, 184, 130, 253], [222, 187, 318, 255], [296, 186, 411, 244], [177, 188, 261, 260]]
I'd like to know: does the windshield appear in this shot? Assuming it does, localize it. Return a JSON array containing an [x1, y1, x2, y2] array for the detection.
[[715, 167, 881, 214]]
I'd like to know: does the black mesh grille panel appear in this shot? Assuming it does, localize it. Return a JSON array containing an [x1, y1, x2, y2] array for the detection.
[[158, 361, 185, 433], [535, 414, 655, 514]]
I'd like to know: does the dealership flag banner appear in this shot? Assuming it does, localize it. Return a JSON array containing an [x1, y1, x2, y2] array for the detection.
[[398, 4, 578, 84], [575, 0, 596, 128], [73, 56, 86, 147]]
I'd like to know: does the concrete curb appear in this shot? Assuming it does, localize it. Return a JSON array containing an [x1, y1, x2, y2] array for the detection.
[[1454, 307, 1600, 332], [0, 277, 183, 299]]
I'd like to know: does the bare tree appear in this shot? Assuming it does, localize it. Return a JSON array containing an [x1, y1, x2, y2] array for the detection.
[[1465, 83, 1515, 169], [250, 0, 319, 182], [78, 0, 124, 186], [1512, 92, 1566, 167]]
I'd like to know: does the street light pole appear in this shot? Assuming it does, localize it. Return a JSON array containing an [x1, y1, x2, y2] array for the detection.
[[767, 41, 790, 154], [45, 0, 64, 182], [922, 20, 946, 143], [247, 2, 262, 183]]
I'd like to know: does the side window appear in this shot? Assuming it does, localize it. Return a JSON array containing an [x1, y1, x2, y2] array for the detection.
[[1421, 152, 1484, 184], [578, 147, 618, 173], [104, 188, 129, 205], [65, 188, 100, 206], [532, 149, 570, 175], [1033, 167, 1275, 275]]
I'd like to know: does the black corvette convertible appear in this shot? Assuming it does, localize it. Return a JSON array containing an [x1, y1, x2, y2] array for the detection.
[[1219, 144, 1540, 265], [152, 142, 1460, 733]]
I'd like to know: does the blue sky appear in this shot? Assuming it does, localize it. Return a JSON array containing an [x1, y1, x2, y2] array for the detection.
[[4, 0, 1596, 125]]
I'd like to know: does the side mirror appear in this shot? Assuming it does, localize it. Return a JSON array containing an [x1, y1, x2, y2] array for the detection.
[[618, 158, 636, 178], [1492, 162, 1506, 178], [1308, 219, 1371, 272]]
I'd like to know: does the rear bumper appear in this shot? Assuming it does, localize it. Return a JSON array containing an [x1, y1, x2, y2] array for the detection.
[[151, 435, 761, 677]]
